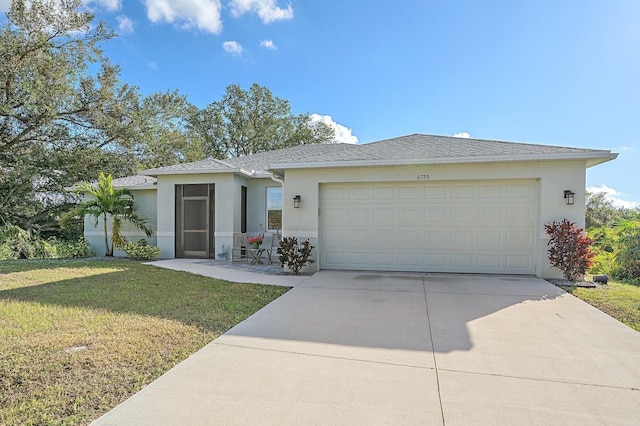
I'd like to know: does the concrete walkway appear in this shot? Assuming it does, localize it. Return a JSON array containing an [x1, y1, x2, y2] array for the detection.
[[146, 258, 313, 287], [94, 270, 640, 425]]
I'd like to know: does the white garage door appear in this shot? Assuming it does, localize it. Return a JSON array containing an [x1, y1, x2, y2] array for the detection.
[[319, 180, 538, 274]]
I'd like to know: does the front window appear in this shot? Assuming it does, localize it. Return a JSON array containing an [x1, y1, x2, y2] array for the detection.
[[266, 187, 282, 231]]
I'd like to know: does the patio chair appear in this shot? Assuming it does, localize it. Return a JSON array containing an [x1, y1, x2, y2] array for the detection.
[[265, 231, 281, 264], [259, 233, 273, 264], [231, 233, 247, 262]]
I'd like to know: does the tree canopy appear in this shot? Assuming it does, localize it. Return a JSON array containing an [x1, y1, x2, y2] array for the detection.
[[0, 0, 138, 230], [0, 0, 337, 237], [193, 83, 334, 158]]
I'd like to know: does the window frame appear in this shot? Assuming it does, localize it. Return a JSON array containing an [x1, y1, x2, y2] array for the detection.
[[265, 186, 283, 231]]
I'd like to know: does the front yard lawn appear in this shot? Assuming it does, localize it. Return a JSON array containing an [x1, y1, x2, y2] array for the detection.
[[0, 259, 289, 425], [559, 279, 640, 332]]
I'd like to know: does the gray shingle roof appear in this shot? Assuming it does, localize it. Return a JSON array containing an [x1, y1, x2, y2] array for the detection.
[[271, 134, 613, 165], [112, 175, 157, 188], [139, 133, 615, 177], [141, 158, 237, 174], [225, 143, 358, 171]]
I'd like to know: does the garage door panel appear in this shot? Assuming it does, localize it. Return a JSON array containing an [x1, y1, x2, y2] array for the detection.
[[478, 230, 502, 248], [348, 187, 371, 200], [451, 208, 474, 222], [425, 208, 447, 221], [398, 253, 422, 267], [397, 230, 422, 248], [451, 254, 474, 267], [373, 230, 395, 244], [451, 230, 474, 246], [451, 185, 474, 198], [373, 208, 394, 222], [348, 208, 369, 223], [323, 187, 346, 201], [478, 184, 503, 198], [347, 252, 369, 266], [425, 185, 448, 198], [424, 253, 447, 267], [478, 254, 502, 268], [373, 186, 395, 199], [398, 209, 421, 223], [506, 255, 532, 270], [478, 207, 502, 223], [508, 184, 533, 198], [398, 186, 424, 199], [320, 180, 537, 274], [425, 230, 447, 248]]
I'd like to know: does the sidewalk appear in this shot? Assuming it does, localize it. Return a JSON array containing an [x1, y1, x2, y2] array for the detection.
[[146, 258, 313, 287]]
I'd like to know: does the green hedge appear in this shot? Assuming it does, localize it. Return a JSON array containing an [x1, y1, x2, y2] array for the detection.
[[123, 240, 161, 261]]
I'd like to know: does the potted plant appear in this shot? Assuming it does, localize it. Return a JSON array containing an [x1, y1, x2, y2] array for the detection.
[[248, 235, 263, 249]]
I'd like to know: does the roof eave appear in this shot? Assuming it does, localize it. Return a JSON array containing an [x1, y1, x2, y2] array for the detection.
[[139, 168, 243, 176], [269, 152, 618, 170], [586, 152, 618, 168]]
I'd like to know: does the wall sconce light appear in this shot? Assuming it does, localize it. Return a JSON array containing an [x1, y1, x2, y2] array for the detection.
[[564, 190, 575, 205], [293, 195, 301, 208]]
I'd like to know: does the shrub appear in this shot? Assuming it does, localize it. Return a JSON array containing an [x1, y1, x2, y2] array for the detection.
[[0, 225, 36, 259], [54, 238, 92, 258], [277, 237, 315, 275], [0, 243, 17, 260], [587, 227, 616, 275], [614, 217, 640, 283], [123, 240, 161, 260], [545, 219, 594, 282], [0, 225, 91, 259]]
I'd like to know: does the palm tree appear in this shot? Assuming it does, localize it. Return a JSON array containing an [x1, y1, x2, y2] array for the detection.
[[66, 173, 153, 256]]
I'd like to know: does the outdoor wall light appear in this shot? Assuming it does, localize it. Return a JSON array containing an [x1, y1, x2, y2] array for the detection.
[[564, 190, 575, 205], [293, 195, 301, 208]]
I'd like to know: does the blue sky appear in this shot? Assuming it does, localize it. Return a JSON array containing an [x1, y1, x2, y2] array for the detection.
[[2, 0, 639, 207]]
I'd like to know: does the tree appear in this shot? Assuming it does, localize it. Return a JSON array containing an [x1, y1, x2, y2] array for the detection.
[[195, 83, 335, 158], [545, 219, 594, 282], [127, 91, 205, 169], [585, 191, 627, 229], [65, 173, 153, 256], [0, 0, 142, 232]]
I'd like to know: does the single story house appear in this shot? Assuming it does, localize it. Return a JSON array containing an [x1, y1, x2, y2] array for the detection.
[[84, 133, 617, 277]]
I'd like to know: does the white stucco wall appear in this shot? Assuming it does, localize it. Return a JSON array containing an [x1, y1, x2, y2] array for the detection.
[[84, 189, 158, 256], [280, 159, 588, 277]]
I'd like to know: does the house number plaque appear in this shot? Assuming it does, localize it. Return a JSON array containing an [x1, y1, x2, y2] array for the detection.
[[416, 174, 430, 180]]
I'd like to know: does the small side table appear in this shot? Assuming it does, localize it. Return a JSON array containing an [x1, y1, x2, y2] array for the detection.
[[248, 248, 265, 264]]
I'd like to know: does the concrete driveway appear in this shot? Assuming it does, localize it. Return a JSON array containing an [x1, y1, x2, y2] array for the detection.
[[95, 271, 640, 425]]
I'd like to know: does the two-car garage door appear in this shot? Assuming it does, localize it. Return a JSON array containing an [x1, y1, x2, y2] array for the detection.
[[319, 180, 538, 274]]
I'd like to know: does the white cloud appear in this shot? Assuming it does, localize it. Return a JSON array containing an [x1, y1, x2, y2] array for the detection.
[[222, 40, 243, 55], [260, 39, 276, 49], [453, 132, 471, 138], [587, 184, 638, 209], [229, 0, 293, 24], [116, 15, 134, 34], [309, 114, 358, 144], [143, 0, 223, 34], [85, 0, 122, 12]]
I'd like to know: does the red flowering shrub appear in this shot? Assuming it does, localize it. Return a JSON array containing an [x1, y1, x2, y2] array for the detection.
[[545, 219, 594, 282]]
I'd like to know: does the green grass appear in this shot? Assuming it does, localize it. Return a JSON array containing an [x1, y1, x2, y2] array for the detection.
[[0, 259, 289, 425], [560, 279, 640, 332]]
